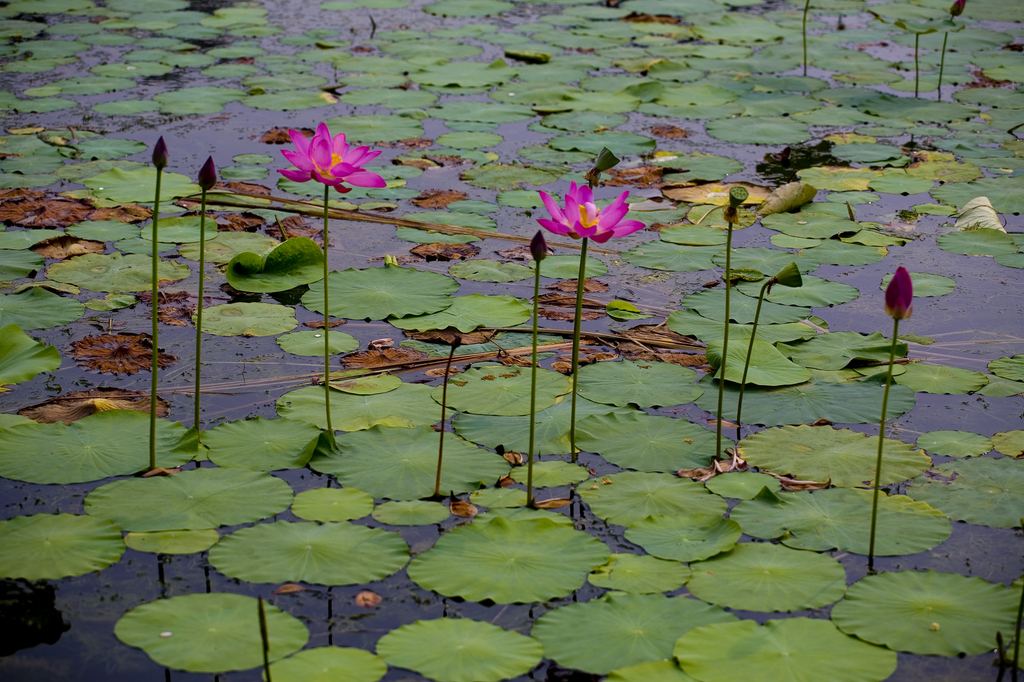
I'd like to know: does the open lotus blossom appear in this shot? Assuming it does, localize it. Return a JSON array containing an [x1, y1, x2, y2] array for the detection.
[[537, 182, 645, 244], [279, 123, 386, 192], [884, 266, 913, 320]]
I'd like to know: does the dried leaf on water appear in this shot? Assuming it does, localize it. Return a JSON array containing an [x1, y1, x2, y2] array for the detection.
[[355, 590, 382, 607], [31, 235, 105, 260], [342, 347, 427, 369], [411, 189, 468, 209], [89, 204, 151, 223], [217, 212, 265, 232], [71, 333, 177, 374], [19, 388, 170, 424], [448, 493, 478, 518], [533, 497, 571, 509], [410, 243, 480, 261], [273, 584, 307, 595], [406, 328, 493, 346], [261, 127, 313, 144], [548, 278, 609, 293], [0, 198, 93, 227]]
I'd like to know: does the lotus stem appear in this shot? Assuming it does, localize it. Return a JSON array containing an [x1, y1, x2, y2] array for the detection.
[[568, 237, 589, 464], [914, 33, 920, 98], [802, 0, 811, 77], [937, 32, 948, 101], [258, 596, 272, 682], [715, 223, 734, 461], [527, 263, 541, 507], [735, 279, 769, 442], [193, 188, 207, 440], [1014, 528, 1024, 682], [867, 317, 900, 572], [149, 167, 162, 472], [433, 342, 457, 499], [322, 184, 334, 445]]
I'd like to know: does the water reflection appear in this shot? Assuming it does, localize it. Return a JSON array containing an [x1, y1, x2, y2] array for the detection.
[[0, 579, 70, 656]]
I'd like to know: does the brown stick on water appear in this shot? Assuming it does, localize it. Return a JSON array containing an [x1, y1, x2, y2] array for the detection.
[[258, 596, 272, 682], [433, 343, 458, 499]]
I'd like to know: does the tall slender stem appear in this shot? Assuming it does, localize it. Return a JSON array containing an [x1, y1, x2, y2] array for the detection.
[[714, 225, 734, 460], [735, 279, 769, 442], [867, 317, 900, 572], [527, 264, 541, 506], [802, 0, 811, 77], [937, 32, 948, 102], [322, 184, 334, 443], [914, 33, 920, 99], [257, 596, 272, 682], [149, 169, 162, 472], [568, 237, 589, 464], [1013, 544, 1024, 682], [434, 343, 456, 499], [193, 188, 207, 440]]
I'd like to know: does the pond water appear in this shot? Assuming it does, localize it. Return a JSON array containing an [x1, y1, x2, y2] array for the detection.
[[1, 0, 1024, 680]]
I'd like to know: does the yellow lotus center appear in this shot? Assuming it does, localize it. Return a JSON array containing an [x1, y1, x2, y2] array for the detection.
[[578, 204, 599, 228]]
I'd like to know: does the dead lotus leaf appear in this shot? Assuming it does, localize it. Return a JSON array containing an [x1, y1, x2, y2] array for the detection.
[[273, 584, 308, 595], [497, 474, 517, 488], [368, 254, 422, 265], [410, 189, 468, 209], [536, 293, 604, 309], [31, 235, 105, 259], [676, 465, 716, 482], [71, 333, 177, 375], [216, 181, 271, 196], [496, 246, 534, 260], [305, 318, 346, 329], [768, 472, 830, 491], [427, 154, 472, 169], [0, 189, 44, 200], [395, 158, 436, 170], [532, 497, 571, 509], [623, 12, 680, 24], [407, 328, 493, 346], [502, 452, 524, 466], [548, 278, 609, 293], [267, 215, 318, 240], [541, 309, 605, 322], [706, 418, 739, 428], [217, 212, 265, 232], [378, 138, 433, 150], [89, 204, 151, 223], [262, 127, 313, 144], [355, 590, 382, 608], [141, 467, 180, 477], [19, 388, 170, 424], [663, 182, 770, 206], [650, 125, 690, 138], [604, 166, 664, 188], [409, 243, 480, 261], [449, 493, 478, 518], [425, 366, 463, 377], [0, 198, 93, 227], [342, 347, 427, 369]]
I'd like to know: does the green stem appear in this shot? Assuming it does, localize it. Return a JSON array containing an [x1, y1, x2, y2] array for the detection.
[[193, 188, 207, 441], [322, 185, 334, 445], [434, 343, 456, 499], [568, 237, 588, 464], [1013, 543, 1024, 682], [937, 32, 948, 102], [257, 596, 272, 682], [802, 0, 811, 77], [867, 316, 900, 573], [914, 33, 920, 99], [149, 168, 162, 472], [714, 225, 734, 461], [735, 279, 769, 442], [527, 263, 541, 506]]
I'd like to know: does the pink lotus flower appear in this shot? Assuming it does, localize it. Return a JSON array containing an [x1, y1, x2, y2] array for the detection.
[[537, 182, 645, 244], [278, 123, 386, 193], [885, 266, 913, 320]]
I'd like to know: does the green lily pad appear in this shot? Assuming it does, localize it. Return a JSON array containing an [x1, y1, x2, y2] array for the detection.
[[292, 488, 374, 522], [579, 472, 727, 527], [607, 660, 699, 682], [706, 117, 810, 145], [659, 225, 728, 247], [245, 90, 340, 111], [140, 216, 216, 243], [831, 571, 1017, 656], [533, 592, 737, 675], [278, 384, 449, 432], [576, 411, 717, 473], [622, 242, 718, 272], [937, 228, 1016, 257], [448, 259, 533, 282], [800, 240, 886, 266], [200, 302, 296, 337], [114, 593, 308, 673], [989, 355, 1024, 382], [0, 514, 124, 580], [390, 294, 529, 333], [739, 425, 928, 488], [204, 417, 321, 471], [0, 411, 195, 484], [47, 252, 190, 292], [434, 364, 571, 416], [625, 514, 741, 563], [907, 457, 1024, 528], [461, 163, 562, 190], [123, 529, 220, 555], [322, 114, 423, 142], [0, 249, 43, 278], [0, 287, 83, 330], [704, 471, 782, 500], [276, 330, 358, 356], [310, 425, 506, 499], [778, 332, 906, 371], [880, 271, 955, 298], [372, 500, 450, 525], [707, 338, 811, 387], [377, 619, 541, 682], [471, 487, 527, 508], [85, 467, 293, 532], [893, 363, 988, 394], [515, 460, 589, 487], [932, 176, 1024, 214], [65, 219, 140, 242], [84, 168, 199, 204], [530, 254, 608, 279], [409, 516, 609, 603], [730, 487, 951, 555], [548, 131, 655, 156], [681, 289, 811, 325], [577, 359, 702, 408], [675, 618, 897, 682], [269, 647, 386, 682], [916, 430, 993, 458], [225, 236, 323, 293], [735, 275, 858, 308], [302, 265, 459, 321], [588, 554, 690, 594], [209, 520, 408, 585]]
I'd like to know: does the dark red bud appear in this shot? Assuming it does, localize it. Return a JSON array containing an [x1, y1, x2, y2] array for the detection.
[[530, 231, 548, 262], [197, 156, 217, 191], [152, 137, 168, 170]]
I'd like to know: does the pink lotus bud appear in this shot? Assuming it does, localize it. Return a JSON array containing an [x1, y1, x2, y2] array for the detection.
[[530, 230, 548, 262], [949, 0, 965, 16], [152, 137, 168, 170], [197, 156, 217, 191], [885, 266, 913, 320]]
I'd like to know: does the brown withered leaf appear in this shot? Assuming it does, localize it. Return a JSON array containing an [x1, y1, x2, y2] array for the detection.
[[410, 243, 480, 261], [351, 45, 375, 53], [622, 11, 680, 23], [771, 474, 831, 491], [411, 189, 468, 209], [496, 246, 534, 260], [650, 125, 690, 138], [368, 338, 393, 349], [71, 333, 177, 375], [355, 590, 382, 608], [394, 158, 436, 170], [676, 465, 716, 482], [497, 475, 516, 488], [262, 127, 313, 144], [368, 254, 422, 265], [811, 418, 833, 426], [266, 215, 319, 240], [19, 388, 170, 424], [377, 138, 433, 149], [537, 292, 604, 308], [498, 354, 533, 367], [533, 497, 571, 509], [407, 328, 493, 346], [502, 452, 524, 466], [273, 584, 308, 595], [0, 198, 92, 227], [706, 418, 739, 428], [547, 278, 609, 293], [448, 492, 478, 518], [305, 318, 347, 329], [217, 212, 265, 232], [215, 181, 271, 196], [702, 280, 720, 288], [31, 235, 105, 260], [657, 352, 707, 367], [0, 189, 44, 200], [142, 467, 180, 477], [342, 347, 427, 368], [425, 366, 463, 377], [89, 203, 151, 223], [604, 166, 664, 188], [426, 154, 471, 168], [540, 308, 605, 321]]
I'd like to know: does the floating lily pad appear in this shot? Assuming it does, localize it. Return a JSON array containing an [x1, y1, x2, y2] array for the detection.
[[276, 330, 359, 356], [0, 411, 195, 484], [778, 332, 906, 371], [292, 487, 374, 522], [123, 529, 219, 555], [269, 647, 387, 682], [114, 593, 309, 673], [706, 117, 810, 145], [448, 259, 533, 282], [278, 385, 449, 432], [322, 114, 423, 142], [377, 619, 541, 682], [989, 355, 1024, 382], [831, 571, 1017, 656], [579, 472, 727, 527], [736, 275, 858, 308], [623, 242, 721, 272], [704, 471, 782, 500], [880, 271, 955, 297], [907, 457, 1024, 528], [47, 252, 190, 292], [730, 487, 950, 555], [66, 219, 141, 242], [916, 430, 993, 458], [607, 660, 698, 682], [937, 228, 1016, 257], [576, 411, 717, 473], [85, 467, 293, 531], [390, 294, 529, 333], [302, 265, 458, 321], [0, 287, 83, 330], [533, 592, 737, 675], [204, 417, 321, 471], [200, 302, 296, 336], [681, 289, 810, 325], [588, 554, 690, 594], [707, 338, 811, 387], [531, 254, 608, 279], [687, 542, 847, 612], [548, 131, 655, 155], [310, 425, 506, 499], [471, 486, 527, 508], [226, 237, 324, 292], [625, 514, 741, 563], [245, 90, 338, 111], [577, 360, 702, 408], [894, 363, 988, 394], [140, 216, 216, 243], [408, 516, 609, 603], [675, 618, 897, 682], [0, 514, 124, 580], [84, 168, 199, 204], [372, 500, 450, 525], [434, 364, 570, 416]]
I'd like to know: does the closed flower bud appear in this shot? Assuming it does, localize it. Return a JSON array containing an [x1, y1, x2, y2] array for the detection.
[[949, 0, 965, 17], [530, 231, 548, 262], [772, 262, 803, 289], [197, 156, 217, 191], [884, 266, 913, 320], [152, 137, 168, 170]]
